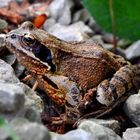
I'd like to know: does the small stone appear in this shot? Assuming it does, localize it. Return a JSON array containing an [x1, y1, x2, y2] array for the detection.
[[49, 0, 73, 25], [123, 93, 140, 126], [0, 82, 25, 113], [1, 54, 16, 65], [117, 39, 132, 49], [0, 59, 19, 83], [78, 120, 121, 140], [102, 32, 115, 44], [11, 118, 51, 140], [79, 119, 120, 134], [51, 129, 98, 140], [14, 62, 25, 77], [0, 35, 6, 53], [63, 129, 98, 140], [0, 128, 12, 140], [73, 9, 91, 23], [123, 127, 140, 140], [103, 43, 114, 50], [91, 35, 104, 44], [20, 83, 44, 113], [43, 18, 56, 31], [0, 0, 12, 8], [47, 22, 93, 41], [70, 21, 94, 36], [17, 83, 44, 123], [125, 40, 140, 60], [0, 19, 8, 32], [58, 5, 71, 25]]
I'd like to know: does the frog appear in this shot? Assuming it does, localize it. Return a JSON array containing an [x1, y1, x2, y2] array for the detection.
[[5, 21, 140, 126]]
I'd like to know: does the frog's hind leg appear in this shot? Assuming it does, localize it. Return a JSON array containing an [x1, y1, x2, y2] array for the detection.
[[74, 65, 139, 127], [96, 65, 138, 106], [73, 91, 130, 127]]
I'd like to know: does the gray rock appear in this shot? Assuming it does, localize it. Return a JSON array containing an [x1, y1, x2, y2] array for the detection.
[[91, 35, 104, 44], [21, 83, 44, 113], [91, 35, 113, 50], [11, 118, 51, 140], [103, 43, 114, 50], [14, 62, 25, 77], [0, 128, 13, 140], [43, 18, 56, 31], [102, 32, 114, 44], [47, 22, 93, 41], [58, 4, 71, 25], [79, 119, 120, 134], [117, 39, 132, 49], [0, 82, 43, 122], [123, 93, 140, 126], [0, 19, 8, 32], [70, 21, 94, 36], [125, 40, 140, 60], [49, 0, 74, 25], [0, 59, 19, 83], [1, 54, 16, 65], [0, 0, 11, 7], [0, 35, 6, 53], [51, 129, 98, 140], [16, 83, 44, 123], [0, 82, 25, 113], [78, 120, 121, 140], [73, 9, 92, 24], [123, 127, 140, 140]]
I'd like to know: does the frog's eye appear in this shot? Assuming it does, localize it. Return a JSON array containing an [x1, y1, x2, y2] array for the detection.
[[22, 34, 36, 46]]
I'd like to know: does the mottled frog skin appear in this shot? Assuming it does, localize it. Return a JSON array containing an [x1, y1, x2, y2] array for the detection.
[[5, 21, 140, 124]]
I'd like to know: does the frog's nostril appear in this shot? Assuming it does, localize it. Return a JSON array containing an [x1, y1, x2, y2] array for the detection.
[[11, 34, 16, 39]]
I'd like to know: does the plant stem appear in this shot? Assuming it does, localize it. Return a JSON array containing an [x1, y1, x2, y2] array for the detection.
[[109, 0, 117, 51]]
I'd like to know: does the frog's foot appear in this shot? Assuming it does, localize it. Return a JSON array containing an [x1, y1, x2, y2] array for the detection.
[[21, 74, 39, 91], [78, 88, 97, 111], [21, 74, 32, 82], [74, 92, 130, 127]]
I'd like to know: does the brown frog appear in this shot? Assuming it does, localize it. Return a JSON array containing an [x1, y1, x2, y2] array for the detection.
[[5, 21, 140, 125]]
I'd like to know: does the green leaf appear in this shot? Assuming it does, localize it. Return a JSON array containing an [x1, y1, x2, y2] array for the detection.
[[83, 0, 140, 41], [0, 117, 20, 140]]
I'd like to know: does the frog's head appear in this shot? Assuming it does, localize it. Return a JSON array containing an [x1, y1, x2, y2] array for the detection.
[[5, 21, 38, 52], [5, 21, 56, 72]]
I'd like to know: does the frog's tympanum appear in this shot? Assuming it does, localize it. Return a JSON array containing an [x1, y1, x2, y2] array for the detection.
[[5, 21, 140, 126]]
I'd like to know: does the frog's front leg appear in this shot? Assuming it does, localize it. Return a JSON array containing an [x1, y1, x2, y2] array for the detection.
[[38, 74, 82, 124], [36, 74, 66, 106]]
